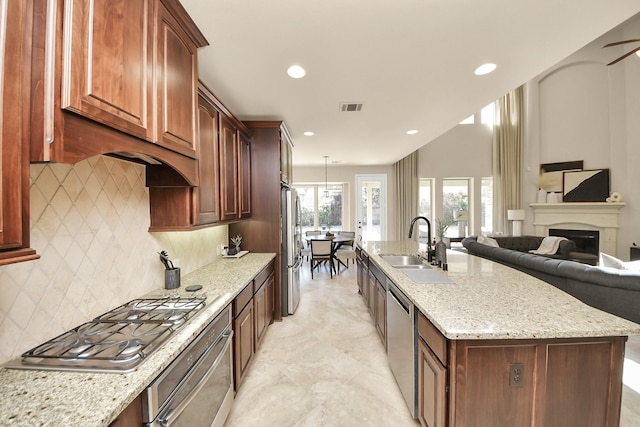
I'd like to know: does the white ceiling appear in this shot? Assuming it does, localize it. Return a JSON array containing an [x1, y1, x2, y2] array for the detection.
[[181, 0, 640, 166]]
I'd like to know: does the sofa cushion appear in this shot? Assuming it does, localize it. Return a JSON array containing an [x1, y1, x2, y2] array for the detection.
[[477, 235, 499, 247]]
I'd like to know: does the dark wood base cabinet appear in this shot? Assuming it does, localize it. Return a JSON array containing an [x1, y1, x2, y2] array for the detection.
[[418, 311, 626, 427], [232, 260, 274, 391], [108, 395, 143, 427]]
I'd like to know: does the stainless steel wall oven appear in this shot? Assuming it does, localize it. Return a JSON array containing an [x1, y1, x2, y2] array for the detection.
[[143, 306, 234, 427]]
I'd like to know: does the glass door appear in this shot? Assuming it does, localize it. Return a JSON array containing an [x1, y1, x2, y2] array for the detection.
[[356, 174, 387, 241]]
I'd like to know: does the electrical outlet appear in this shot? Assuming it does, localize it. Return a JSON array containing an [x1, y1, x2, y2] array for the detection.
[[510, 363, 524, 387]]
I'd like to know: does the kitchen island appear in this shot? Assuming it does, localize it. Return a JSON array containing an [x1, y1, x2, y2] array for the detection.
[[0, 253, 275, 427], [360, 241, 640, 427]]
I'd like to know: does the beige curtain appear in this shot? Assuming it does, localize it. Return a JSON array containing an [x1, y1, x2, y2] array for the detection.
[[493, 86, 524, 233], [394, 150, 419, 240]]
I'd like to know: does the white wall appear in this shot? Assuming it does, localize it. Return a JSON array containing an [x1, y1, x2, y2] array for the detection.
[[417, 119, 494, 235], [293, 164, 396, 239], [524, 54, 640, 259]]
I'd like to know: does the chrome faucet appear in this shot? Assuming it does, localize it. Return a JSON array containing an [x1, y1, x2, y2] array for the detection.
[[408, 216, 432, 263]]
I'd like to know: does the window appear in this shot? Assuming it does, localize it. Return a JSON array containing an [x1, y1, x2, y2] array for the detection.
[[481, 177, 493, 235], [459, 114, 474, 125], [442, 178, 470, 238], [481, 102, 495, 127], [418, 179, 434, 240], [294, 183, 346, 233]]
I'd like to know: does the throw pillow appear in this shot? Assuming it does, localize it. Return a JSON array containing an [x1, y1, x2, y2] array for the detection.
[[477, 235, 499, 247], [623, 260, 640, 271], [599, 253, 627, 270]]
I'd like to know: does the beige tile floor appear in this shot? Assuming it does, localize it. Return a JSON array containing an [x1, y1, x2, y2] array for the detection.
[[225, 261, 640, 427]]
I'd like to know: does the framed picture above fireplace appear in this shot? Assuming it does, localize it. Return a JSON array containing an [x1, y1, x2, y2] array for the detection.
[[562, 169, 610, 202]]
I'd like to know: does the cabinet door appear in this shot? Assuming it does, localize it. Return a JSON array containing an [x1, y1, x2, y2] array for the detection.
[[219, 114, 239, 220], [280, 131, 292, 184], [265, 272, 274, 325], [238, 131, 252, 218], [375, 280, 386, 344], [0, 0, 37, 264], [61, 0, 153, 141], [254, 284, 266, 348], [108, 394, 143, 427], [356, 256, 363, 294], [156, 0, 198, 158], [233, 301, 254, 390], [367, 270, 376, 317], [193, 92, 220, 225], [418, 338, 447, 427]]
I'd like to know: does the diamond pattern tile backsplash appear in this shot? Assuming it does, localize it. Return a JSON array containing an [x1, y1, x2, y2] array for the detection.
[[0, 156, 228, 363]]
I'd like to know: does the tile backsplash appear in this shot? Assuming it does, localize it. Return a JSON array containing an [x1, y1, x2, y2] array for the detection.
[[0, 156, 227, 363]]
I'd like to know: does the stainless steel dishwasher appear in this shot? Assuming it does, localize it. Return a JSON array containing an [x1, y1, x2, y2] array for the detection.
[[386, 280, 417, 418]]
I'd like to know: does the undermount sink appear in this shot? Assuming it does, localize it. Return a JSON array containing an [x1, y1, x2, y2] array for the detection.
[[379, 255, 428, 267], [380, 254, 454, 284], [394, 264, 432, 270]]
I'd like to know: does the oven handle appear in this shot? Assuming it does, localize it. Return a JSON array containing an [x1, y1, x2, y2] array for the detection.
[[157, 330, 233, 427]]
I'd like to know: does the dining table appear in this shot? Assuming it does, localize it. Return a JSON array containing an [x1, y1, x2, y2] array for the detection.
[[306, 234, 354, 273]]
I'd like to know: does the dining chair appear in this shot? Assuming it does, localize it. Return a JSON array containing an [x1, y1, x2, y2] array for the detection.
[[335, 231, 356, 268], [310, 239, 334, 279], [302, 231, 322, 262]]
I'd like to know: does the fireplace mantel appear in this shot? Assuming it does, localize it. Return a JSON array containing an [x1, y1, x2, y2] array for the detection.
[[530, 202, 625, 256]]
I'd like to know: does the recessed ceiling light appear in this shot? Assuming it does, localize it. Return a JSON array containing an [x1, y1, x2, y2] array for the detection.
[[406, 130, 419, 135], [287, 65, 306, 78], [474, 63, 497, 76], [636, 51, 640, 58], [303, 131, 314, 136]]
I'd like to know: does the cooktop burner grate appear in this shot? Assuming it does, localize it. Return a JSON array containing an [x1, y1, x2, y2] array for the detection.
[[6, 295, 208, 373]]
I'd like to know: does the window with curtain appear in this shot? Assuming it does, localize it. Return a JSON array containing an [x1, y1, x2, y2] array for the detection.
[[442, 178, 471, 238], [294, 183, 346, 232], [481, 177, 493, 235]]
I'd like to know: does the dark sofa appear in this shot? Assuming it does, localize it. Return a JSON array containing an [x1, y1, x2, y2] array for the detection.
[[462, 236, 640, 324]]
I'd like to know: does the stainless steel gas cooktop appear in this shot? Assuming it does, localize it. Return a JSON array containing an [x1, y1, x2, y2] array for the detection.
[[4, 295, 207, 373]]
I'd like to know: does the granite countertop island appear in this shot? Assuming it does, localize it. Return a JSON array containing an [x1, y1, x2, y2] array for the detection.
[[0, 253, 275, 427], [361, 241, 640, 339], [362, 241, 639, 425]]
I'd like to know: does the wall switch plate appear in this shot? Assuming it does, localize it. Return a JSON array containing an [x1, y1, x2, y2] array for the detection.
[[510, 363, 524, 387]]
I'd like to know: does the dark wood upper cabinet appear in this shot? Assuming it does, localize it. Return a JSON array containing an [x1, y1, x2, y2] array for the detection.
[[61, 0, 153, 141], [0, 0, 39, 265], [219, 114, 240, 221], [238, 130, 252, 219], [155, 0, 200, 158], [193, 86, 221, 225], [30, 0, 207, 185], [147, 81, 251, 230]]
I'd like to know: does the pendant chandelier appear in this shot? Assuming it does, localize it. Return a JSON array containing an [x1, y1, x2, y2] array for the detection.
[[323, 156, 330, 198]]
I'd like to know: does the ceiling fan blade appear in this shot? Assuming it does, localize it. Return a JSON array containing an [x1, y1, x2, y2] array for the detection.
[[607, 46, 640, 66], [603, 38, 640, 48]]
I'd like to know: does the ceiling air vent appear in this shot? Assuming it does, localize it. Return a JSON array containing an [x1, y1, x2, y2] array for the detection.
[[339, 102, 363, 112]]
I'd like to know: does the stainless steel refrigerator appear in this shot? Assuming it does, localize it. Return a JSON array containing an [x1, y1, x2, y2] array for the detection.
[[281, 186, 302, 315]]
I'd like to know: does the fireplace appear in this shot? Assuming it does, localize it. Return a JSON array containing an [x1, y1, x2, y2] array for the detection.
[[530, 202, 625, 257], [549, 228, 599, 265]]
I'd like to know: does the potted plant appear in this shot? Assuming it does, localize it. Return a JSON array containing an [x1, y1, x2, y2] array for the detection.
[[435, 219, 450, 241], [228, 235, 242, 255]]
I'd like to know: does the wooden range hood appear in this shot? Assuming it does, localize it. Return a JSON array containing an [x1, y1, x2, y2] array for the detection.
[[28, 0, 206, 188]]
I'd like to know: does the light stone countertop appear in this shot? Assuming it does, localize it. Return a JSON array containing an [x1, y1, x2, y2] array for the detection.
[[362, 241, 640, 340], [0, 252, 275, 427]]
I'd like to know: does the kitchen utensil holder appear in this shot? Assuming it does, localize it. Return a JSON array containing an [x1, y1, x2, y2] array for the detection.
[[165, 267, 181, 289]]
